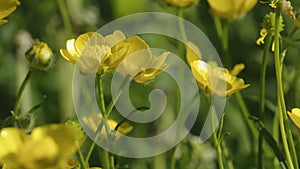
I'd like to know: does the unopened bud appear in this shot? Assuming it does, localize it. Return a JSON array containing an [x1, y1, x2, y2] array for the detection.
[[25, 41, 54, 71]]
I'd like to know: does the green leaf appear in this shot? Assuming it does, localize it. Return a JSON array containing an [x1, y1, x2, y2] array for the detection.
[[249, 116, 289, 169]]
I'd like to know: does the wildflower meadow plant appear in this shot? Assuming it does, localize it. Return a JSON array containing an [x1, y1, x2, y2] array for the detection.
[[1, 0, 300, 169]]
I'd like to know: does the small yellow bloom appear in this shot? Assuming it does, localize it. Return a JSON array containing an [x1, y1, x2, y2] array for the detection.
[[186, 41, 202, 66], [207, 0, 258, 19], [117, 50, 169, 83], [166, 0, 199, 8], [0, 0, 20, 25], [83, 114, 133, 139], [269, 0, 278, 8], [191, 60, 250, 96], [0, 124, 81, 169], [288, 108, 300, 129], [256, 28, 268, 45], [25, 41, 54, 71], [60, 31, 149, 74]]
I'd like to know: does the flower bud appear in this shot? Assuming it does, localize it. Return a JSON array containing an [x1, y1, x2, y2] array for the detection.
[[25, 41, 54, 71]]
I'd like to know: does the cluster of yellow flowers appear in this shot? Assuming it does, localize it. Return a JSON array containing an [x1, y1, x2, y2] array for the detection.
[[0, 124, 81, 169], [60, 31, 169, 83]]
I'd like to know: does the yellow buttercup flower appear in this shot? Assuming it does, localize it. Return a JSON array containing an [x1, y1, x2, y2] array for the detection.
[[0, 0, 20, 25], [60, 30, 149, 74], [288, 108, 300, 129], [190, 60, 250, 96], [83, 114, 133, 139], [117, 50, 169, 83], [207, 0, 258, 19], [166, 0, 199, 8], [0, 124, 81, 169]]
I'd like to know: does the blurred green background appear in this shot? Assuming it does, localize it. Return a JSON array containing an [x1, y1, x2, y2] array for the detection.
[[1, 0, 300, 168]]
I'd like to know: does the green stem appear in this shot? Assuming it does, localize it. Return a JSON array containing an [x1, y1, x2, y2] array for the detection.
[[106, 76, 130, 117], [85, 75, 106, 163], [214, 134, 225, 169], [109, 153, 115, 169], [213, 16, 231, 67], [91, 75, 130, 169], [221, 22, 231, 67], [211, 106, 225, 169], [258, 35, 272, 169], [170, 146, 178, 169], [57, 0, 73, 38], [274, 4, 297, 169], [85, 140, 96, 163], [235, 92, 259, 138], [278, 100, 293, 169], [213, 15, 223, 43], [177, 8, 187, 42], [221, 141, 235, 169], [98, 74, 107, 118], [12, 68, 33, 119], [101, 149, 111, 169], [76, 150, 88, 169]]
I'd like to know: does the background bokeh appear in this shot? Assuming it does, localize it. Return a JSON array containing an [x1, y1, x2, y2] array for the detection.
[[1, 0, 300, 168]]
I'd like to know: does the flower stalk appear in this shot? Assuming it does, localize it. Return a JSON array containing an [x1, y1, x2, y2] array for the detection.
[[12, 68, 33, 122], [273, 2, 298, 169], [211, 104, 225, 169], [258, 34, 272, 169], [76, 150, 88, 169], [57, 0, 73, 38], [212, 16, 231, 67]]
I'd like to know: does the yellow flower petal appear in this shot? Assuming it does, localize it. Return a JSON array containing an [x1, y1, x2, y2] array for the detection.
[[0, 0, 20, 21], [231, 63, 245, 76], [31, 124, 79, 158], [166, 0, 199, 8], [288, 108, 300, 129], [60, 48, 77, 64], [133, 52, 169, 83], [18, 137, 59, 169], [0, 128, 27, 160], [104, 30, 125, 47], [0, 19, 8, 25], [102, 35, 150, 73], [66, 39, 77, 56], [74, 32, 96, 54], [191, 60, 211, 92]]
